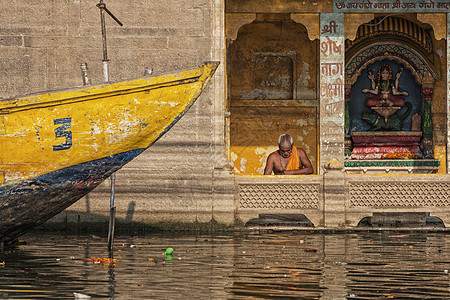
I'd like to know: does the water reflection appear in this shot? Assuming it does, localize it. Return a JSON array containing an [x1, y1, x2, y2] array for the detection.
[[0, 231, 448, 299]]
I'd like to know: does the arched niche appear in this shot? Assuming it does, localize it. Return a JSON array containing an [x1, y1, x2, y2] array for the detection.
[[226, 13, 320, 41], [345, 16, 438, 86], [344, 15, 440, 171], [227, 13, 319, 175], [346, 44, 437, 87], [228, 13, 318, 101]]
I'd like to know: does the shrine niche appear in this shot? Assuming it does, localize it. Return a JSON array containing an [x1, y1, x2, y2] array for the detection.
[[344, 16, 440, 174], [227, 13, 318, 175]]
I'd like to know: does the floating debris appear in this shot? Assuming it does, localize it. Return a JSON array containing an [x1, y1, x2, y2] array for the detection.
[[73, 292, 91, 299], [86, 257, 118, 266], [147, 258, 157, 266], [164, 255, 173, 261], [388, 234, 409, 238], [304, 249, 317, 252]]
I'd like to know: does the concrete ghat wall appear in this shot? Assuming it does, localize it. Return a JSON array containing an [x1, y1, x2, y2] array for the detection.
[[235, 174, 450, 228], [345, 174, 450, 227], [67, 0, 235, 225], [235, 176, 324, 227], [2, 1, 450, 229], [0, 0, 234, 225]]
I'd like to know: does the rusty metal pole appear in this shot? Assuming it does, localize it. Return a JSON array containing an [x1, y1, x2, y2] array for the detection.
[[98, 0, 113, 252], [96, 0, 122, 252], [107, 173, 116, 252], [97, 0, 122, 82], [98, 0, 109, 82]]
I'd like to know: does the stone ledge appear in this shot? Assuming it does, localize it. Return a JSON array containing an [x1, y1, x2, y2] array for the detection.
[[242, 227, 450, 233], [344, 159, 440, 174]]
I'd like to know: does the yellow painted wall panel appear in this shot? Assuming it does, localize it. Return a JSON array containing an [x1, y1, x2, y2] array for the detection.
[[230, 106, 317, 175]]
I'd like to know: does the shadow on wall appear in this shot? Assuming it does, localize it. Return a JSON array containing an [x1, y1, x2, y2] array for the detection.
[[125, 201, 136, 221], [245, 214, 315, 227], [357, 212, 445, 228]]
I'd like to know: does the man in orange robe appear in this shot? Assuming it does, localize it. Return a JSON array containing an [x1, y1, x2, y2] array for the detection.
[[264, 133, 313, 175]]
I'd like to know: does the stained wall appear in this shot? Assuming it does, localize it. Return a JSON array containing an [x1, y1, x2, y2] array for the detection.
[[228, 14, 319, 175], [0, 0, 233, 224], [1, 0, 449, 229]]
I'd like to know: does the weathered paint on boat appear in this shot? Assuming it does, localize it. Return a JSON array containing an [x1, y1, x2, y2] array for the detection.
[[0, 61, 219, 243]]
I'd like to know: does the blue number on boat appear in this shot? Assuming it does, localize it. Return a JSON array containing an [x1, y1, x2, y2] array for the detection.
[[53, 117, 72, 151]]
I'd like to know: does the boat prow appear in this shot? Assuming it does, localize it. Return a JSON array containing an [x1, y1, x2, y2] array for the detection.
[[0, 61, 219, 243]]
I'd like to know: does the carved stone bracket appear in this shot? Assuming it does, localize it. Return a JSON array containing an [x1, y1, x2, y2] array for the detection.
[[225, 13, 256, 41], [344, 13, 374, 41], [417, 13, 446, 40], [291, 13, 319, 40]]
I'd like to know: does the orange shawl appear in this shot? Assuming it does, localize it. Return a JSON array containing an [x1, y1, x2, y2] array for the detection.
[[286, 146, 299, 171]]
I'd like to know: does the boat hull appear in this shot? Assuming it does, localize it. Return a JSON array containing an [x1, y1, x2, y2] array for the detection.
[[0, 62, 219, 242]]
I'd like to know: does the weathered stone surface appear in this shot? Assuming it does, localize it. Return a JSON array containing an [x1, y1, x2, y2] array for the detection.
[[2, 0, 450, 230], [0, 0, 229, 226], [0, 36, 22, 47], [226, 0, 333, 13]]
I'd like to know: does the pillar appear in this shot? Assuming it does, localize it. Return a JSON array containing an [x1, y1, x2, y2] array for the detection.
[[212, 0, 235, 224], [320, 13, 346, 227], [447, 13, 450, 172], [319, 13, 345, 169]]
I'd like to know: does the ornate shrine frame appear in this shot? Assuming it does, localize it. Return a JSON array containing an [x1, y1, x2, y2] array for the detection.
[[343, 17, 440, 172]]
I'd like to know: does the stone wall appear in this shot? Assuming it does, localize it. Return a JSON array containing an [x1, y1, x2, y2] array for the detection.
[[0, 0, 234, 225], [2, 1, 450, 229]]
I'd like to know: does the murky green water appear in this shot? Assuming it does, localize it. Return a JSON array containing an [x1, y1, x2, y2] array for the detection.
[[0, 231, 449, 299]]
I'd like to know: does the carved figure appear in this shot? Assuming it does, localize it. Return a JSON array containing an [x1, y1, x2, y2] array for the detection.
[[361, 64, 411, 131], [362, 102, 412, 131], [362, 65, 408, 107]]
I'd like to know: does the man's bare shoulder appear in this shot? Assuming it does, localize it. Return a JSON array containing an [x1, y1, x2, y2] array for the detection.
[[296, 147, 307, 155], [267, 151, 279, 160]]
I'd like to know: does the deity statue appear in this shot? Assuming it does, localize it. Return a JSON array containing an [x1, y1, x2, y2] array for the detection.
[[361, 64, 411, 131], [349, 63, 429, 163], [362, 65, 408, 107]]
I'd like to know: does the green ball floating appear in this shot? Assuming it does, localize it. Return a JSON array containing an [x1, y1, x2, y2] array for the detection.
[[165, 254, 173, 261], [165, 247, 174, 255]]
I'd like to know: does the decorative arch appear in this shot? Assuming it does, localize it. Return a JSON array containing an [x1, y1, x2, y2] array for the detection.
[[345, 43, 437, 86], [227, 12, 319, 175], [347, 16, 434, 54], [344, 16, 440, 165], [345, 16, 439, 85]]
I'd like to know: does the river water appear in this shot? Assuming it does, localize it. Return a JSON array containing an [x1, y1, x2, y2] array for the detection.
[[0, 230, 449, 299]]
